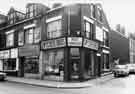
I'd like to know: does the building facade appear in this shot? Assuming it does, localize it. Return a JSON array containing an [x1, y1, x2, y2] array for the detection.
[[0, 3, 111, 81], [110, 29, 130, 65]]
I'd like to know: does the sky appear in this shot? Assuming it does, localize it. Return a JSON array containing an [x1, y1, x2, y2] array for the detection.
[[0, 0, 135, 34]]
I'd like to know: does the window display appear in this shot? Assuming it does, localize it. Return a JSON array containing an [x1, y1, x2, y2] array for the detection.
[[44, 49, 64, 75], [24, 57, 39, 73], [3, 59, 16, 70]]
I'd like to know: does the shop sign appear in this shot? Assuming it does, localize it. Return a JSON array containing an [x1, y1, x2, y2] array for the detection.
[[67, 37, 82, 46], [41, 38, 66, 50], [10, 48, 18, 58], [102, 49, 110, 54], [19, 45, 40, 57], [0, 50, 10, 59], [83, 39, 99, 50]]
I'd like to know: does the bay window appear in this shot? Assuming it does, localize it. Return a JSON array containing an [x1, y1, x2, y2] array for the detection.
[[47, 19, 62, 39]]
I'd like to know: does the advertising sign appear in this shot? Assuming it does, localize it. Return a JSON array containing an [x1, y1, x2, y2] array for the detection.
[[83, 39, 99, 50], [41, 38, 66, 50], [67, 37, 82, 46]]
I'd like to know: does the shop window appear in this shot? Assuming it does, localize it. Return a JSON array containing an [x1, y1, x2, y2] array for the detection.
[[24, 57, 39, 73], [103, 31, 109, 47], [47, 20, 62, 39], [4, 59, 16, 70], [6, 32, 14, 47], [44, 49, 64, 75], [102, 54, 109, 70], [18, 31, 24, 46]]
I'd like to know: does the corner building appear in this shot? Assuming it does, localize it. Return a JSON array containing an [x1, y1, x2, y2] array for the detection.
[[40, 4, 111, 81], [0, 3, 111, 82]]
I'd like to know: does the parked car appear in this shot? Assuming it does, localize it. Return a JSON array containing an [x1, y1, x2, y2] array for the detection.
[[0, 72, 6, 81], [126, 64, 135, 73], [112, 65, 129, 77]]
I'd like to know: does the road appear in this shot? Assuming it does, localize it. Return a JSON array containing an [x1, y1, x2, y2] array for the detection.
[[1, 74, 135, 94]]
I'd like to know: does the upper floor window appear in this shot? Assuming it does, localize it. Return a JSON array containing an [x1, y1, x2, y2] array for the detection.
[[103, 30, 109, 47], [8, 13, 16, 24], [18, 31, 24, 46], [6, 30, 14, 47], [84, 21, 93, 39], [96, 26, 103, 42], [25, 28, 34, 44], [47, 19, 62, 39], [97, 7, 103, 22], [26, 5, 37, 18], [25, 27, 41, 44]]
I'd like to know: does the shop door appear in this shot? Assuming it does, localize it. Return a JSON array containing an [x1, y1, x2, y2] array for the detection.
[[70, 59, 80, 80]]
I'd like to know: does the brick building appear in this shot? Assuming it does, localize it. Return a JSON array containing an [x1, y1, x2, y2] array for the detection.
[[0, 3, 111, 81]]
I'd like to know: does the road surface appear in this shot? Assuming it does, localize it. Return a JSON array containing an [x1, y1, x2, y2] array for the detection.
[[1, 74, 135, 94]]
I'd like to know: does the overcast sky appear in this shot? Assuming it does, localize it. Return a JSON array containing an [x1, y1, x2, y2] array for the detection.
[[0, 0, 135, 34]]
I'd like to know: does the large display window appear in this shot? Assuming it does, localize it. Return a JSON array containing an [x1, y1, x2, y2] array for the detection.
[[3, 59, 16, 70], [44, 49, 64, 76], [24, 57, 39, 74]]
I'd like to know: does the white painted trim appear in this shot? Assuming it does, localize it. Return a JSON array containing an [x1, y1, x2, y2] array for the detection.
[[24, 23, 36, 29], [6, 30, 14, 34], [97, 53, 101, 56], [46, 15, 62, 23], [102, 49, 110, 54], [83, 16, 94, 24], [102, 26, 109, 32]]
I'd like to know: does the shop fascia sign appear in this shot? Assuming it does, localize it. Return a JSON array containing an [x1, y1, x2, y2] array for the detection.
[[19, 45, 40, 57], [83, 38, 99, 50], [0, 50, 10, 59], [41, 37, 66, 50], [67, 37, 83, 46]]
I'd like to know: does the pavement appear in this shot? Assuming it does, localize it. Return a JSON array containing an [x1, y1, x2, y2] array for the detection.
[[6, 72, 113, 89]]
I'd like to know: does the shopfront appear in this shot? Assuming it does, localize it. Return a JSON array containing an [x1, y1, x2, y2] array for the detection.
[[18, 45, 40, 79], [41, 37, 99, 81], [41, 37, 66, 81], [0, 49, 19, 76]]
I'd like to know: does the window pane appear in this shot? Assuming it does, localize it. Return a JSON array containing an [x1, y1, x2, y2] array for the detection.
[[25, 28, 34, 44], [18, 31, 24, 46], [6, 33, 14, 47], [34, 28, 41, 43], [47, 20, 62, 39], [96, 26, 103, 41], [44, 49, 64, 75]]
